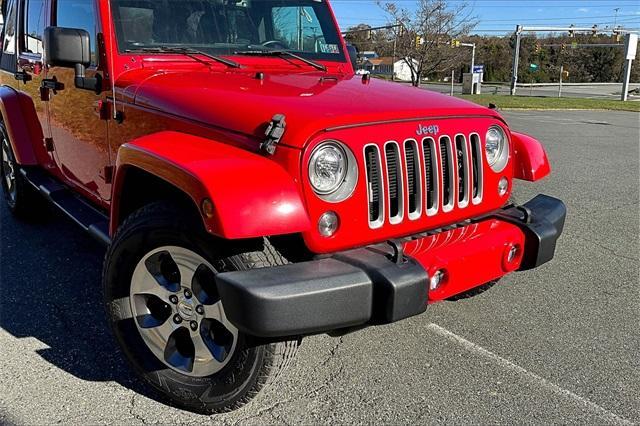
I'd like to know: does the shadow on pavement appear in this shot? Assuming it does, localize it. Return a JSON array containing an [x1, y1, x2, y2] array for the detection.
[[0, 204, 161, 404]]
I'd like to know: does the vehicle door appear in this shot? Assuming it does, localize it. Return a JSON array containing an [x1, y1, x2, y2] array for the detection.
[[45, 0, 111, 202]]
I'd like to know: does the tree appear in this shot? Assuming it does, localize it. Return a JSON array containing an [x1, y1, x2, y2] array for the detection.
[[379, 0, 477, 86], [344, 24, 395, 59]]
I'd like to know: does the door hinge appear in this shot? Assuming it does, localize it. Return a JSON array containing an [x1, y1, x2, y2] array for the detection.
[[14, 71, 31, 83], [44, 138, 55, 152], [260, 114, 286, 155], [103, 166, 115, 184]]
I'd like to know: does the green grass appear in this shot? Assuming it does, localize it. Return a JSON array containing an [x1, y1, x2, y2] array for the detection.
[[458, 94, 640, 112]]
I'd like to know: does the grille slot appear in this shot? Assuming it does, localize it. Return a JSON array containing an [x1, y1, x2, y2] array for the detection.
[[470, 134, 483, 203], [385, 142, 403, 223], [405, 140, 422, 219], [365, 145, 384, 227], [423, 138, 438, 214], [455, 135, 470, 207], [439, 137, 455, 211]]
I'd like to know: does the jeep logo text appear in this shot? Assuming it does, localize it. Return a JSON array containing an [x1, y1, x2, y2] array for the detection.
[[416, 124, 440, 136]]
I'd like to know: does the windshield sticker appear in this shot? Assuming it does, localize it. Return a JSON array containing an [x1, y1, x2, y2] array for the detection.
[[320, 43, 340, 54]]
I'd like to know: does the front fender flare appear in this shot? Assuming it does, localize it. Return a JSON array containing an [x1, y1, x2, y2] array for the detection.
[[511, 131, 551, 182], [0, 86, 45, 165], [112, 131, 311, 239]]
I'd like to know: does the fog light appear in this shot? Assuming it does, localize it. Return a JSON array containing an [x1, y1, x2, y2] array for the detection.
[[498, 177, 509, 197], [318, 211, 339, 237], [430, 270, 446, 291]]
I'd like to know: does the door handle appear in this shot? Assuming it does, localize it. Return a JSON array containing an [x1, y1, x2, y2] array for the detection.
[[41, 78, 65, 92]]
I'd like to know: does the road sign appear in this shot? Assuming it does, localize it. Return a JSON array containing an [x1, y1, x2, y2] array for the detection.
[[473, 65, 484, 73], [529, 63, 539, 71], [625, 33, 638, 60]]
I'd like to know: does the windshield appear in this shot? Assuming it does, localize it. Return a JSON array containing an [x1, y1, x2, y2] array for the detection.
[[110, 0, 345, 62]]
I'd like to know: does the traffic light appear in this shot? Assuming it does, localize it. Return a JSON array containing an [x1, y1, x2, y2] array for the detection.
[[562, 70, 569, 78], [560, 43, 566, 51], [591, 25, 598, 36], [568, 25, 575, 38], [535, 43, 541, 53], [451, 39, 460, 48], [416, 36, 425, 47]]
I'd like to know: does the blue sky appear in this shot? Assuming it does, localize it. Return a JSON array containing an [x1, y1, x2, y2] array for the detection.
[[330, 0, 640, 35]]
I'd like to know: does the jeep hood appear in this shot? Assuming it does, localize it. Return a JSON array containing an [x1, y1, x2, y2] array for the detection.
[[119, 69, 502, 149]]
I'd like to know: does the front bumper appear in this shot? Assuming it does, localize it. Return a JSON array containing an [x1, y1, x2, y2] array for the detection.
[[216, 194, 566, 338]]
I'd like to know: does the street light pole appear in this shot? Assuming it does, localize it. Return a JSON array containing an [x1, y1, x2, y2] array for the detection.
[[471, 43, 476, 73], [511, 25, 522, 96]]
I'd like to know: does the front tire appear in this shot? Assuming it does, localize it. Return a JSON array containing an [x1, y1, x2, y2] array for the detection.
[[103, 202, 299, 414], [0, 122, 44, 218]]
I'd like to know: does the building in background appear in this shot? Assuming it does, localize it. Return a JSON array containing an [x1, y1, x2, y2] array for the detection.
[[362, 56, 418, 82]]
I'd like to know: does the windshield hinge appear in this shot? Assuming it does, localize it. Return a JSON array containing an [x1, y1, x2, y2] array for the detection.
[[261, 114, 286, 155]]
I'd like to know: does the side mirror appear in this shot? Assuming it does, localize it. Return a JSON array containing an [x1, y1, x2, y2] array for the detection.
[[346, 44, 358, 71], [44, 26, 101, 93]]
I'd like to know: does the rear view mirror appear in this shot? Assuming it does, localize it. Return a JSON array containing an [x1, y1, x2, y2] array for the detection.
[[43, 27, 101, 93], [44, 26, 91, 68]]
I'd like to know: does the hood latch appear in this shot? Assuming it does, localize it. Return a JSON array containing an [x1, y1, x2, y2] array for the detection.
[[261, 114, 286, 155]]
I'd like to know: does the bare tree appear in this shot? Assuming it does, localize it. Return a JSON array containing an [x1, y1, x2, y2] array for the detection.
[[380, 0, 477, 86]]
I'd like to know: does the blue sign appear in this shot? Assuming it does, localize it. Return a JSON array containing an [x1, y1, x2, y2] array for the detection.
[[473, 65, 484, 73]]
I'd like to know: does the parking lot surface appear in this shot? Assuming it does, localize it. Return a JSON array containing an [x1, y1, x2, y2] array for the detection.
[[1, 110, 638, 425]]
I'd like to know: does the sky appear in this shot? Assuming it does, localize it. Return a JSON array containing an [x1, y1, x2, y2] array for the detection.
[[330, 0, 640, 35]]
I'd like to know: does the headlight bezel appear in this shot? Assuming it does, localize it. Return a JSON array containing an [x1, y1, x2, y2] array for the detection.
[[485, 125, 510, 173], [308, 140, 358, 203]]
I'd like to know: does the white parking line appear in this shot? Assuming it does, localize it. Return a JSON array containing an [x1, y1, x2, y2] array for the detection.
[[427, 323, 634, 425]]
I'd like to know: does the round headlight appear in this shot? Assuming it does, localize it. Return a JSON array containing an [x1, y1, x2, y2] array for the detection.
[[308, 141, 358, 202], [485, 126, 509, 172]]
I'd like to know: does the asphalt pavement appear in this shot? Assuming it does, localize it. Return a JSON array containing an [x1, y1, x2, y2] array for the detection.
[[421, 82, 640, 100], [1, 110, 639, 425]]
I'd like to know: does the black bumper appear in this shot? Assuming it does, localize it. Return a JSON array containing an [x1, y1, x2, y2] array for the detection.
[[216, 194, 566, 338]]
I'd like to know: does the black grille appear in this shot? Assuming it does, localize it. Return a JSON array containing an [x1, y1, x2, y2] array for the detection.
[[423, 139, 436, 210], [456, 136, 467, 203], [364, 132, 484, 227], [405, 141, 420, 214], [385, 144, 401, 218], [440, 139, 451, 206], [470, 134, 481, 199], [365, 146, 381, 222]]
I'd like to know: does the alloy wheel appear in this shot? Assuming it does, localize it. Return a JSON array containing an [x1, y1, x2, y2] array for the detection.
[[130, 246, 238, 377]]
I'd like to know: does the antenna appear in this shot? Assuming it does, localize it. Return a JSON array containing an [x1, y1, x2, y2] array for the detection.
[[107, 0, 118, 120]]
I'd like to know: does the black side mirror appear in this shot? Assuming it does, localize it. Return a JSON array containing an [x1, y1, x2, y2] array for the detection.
[[346, 44, 358, 71], [44, 26, 101, 93]]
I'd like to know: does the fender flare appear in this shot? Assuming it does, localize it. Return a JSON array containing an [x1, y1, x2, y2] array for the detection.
[[112, 131, 311, 239], [0, 85, 45, 165], [511, 131, 551, 182]]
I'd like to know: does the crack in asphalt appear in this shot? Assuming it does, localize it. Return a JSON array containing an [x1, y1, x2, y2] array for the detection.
[[128, 394, 148, 424], [574, 235, 639, 262]]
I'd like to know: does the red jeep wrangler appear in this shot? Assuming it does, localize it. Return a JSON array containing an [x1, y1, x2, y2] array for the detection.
[[0, 0, 565, 414]]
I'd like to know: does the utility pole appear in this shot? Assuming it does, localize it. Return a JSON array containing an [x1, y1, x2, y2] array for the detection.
[[391, 20, 398, 82], [450, 70, 455, 96], [558, 65, 563, 98], [510, 25, 522, 96], [614, 8, 620, 29]]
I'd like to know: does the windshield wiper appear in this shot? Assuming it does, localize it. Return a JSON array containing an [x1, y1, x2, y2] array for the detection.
[[236, 48, 327, 72], [125, 46, 241, 68]]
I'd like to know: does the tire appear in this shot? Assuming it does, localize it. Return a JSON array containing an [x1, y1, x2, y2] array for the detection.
[[447, 279, 500, 301], [103, 202, 300, 414], [0, 122, 44, 218]]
